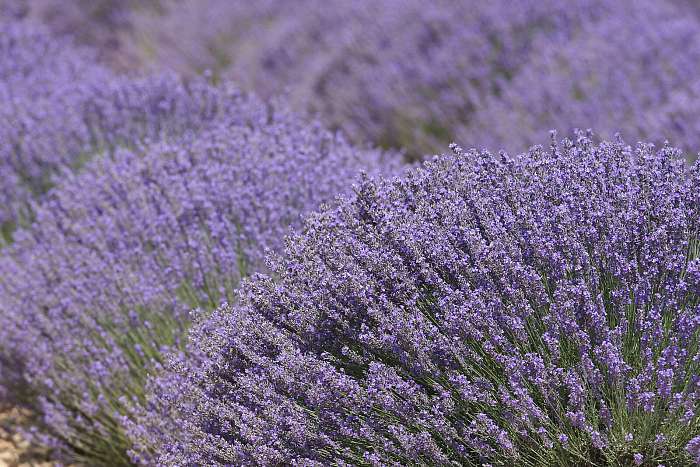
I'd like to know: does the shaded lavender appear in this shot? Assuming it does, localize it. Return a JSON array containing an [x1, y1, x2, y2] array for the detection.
[[143, 133, 700, 465], [466, 2, 700, 156], [0, 19, 253, 231], [0, 87, 395, 464], [7, 0, 152, 68], [130, 0, 611, 158], [0, 19, 107, 229]]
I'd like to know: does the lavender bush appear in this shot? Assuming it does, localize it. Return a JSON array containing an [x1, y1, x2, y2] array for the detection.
[[141, 134, 700, 465], [0, 19, 264, 238], [0, 86, 394, 464]]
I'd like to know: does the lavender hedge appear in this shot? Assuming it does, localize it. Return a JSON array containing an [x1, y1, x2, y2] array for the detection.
[[467, 1, 700, 156], [0, 86, 394, 464], [140, 134, 700, 465], [129, 0, 611, 158], [124, 0, 700, 162]]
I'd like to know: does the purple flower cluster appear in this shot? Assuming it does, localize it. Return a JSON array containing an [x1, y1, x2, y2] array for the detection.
[[0, 84, 394, 463], [141, 134, 700, 465]]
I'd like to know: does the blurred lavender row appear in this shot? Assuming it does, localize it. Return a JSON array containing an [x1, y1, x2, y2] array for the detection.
[[4, 0, 700, 227], [126, 0, 700, 158], [128, 0, 612, 156]]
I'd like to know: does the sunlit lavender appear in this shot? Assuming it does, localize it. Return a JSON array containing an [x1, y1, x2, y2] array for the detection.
[[1, 1, 700, 466], [135, 134, 700, 465]]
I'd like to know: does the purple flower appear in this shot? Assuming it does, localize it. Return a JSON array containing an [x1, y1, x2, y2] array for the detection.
[[687, 436, 700, 463]]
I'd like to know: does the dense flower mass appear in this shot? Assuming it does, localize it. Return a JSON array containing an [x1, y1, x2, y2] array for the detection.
[[129, 0, 612, 157], [142, 134, 700, 465], [0, 87, 394, 464], [4, 1, 700, 465]]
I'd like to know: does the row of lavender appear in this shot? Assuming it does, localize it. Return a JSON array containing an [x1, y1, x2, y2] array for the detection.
[[0, 16, 398, 465], [51, 0, 700, 158], [8, 0, 700, 160], [1, 1, 700, 465]]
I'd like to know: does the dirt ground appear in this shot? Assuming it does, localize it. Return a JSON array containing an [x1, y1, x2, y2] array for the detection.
[[0, 407, 53, 467]]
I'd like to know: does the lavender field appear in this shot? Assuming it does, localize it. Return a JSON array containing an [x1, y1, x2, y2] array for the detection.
[[1, 1, 700, 466]]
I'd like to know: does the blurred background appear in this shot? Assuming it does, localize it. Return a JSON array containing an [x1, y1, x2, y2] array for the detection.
[[3, 0, 700, 161]]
